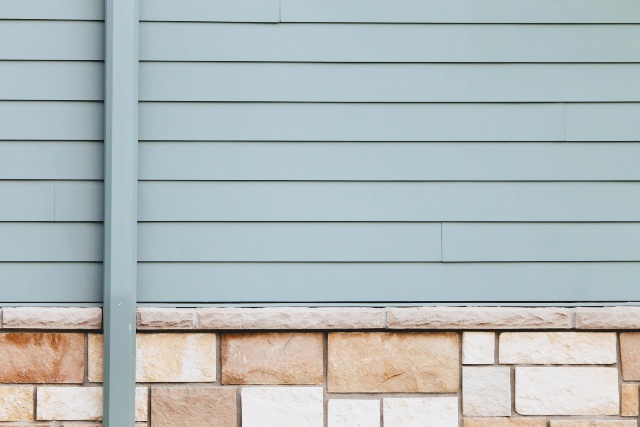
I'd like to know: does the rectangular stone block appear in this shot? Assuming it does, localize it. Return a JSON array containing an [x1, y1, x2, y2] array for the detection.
[[241, 387, 323, 427], [576, 307, 640, 329], [222, 332, 323, 385], [328, 332, 459, 393], [462, 332, 495, 365], [89, 333, 217, 383], [464, 419, 546, 427], [0, 386, 34, 421], [151, 387, 237, 427], [500, 332, 617, 364], [37, 387, 102, 421], [515, 367, 619, 415], [137, 307, 195, 330], [136, 387, 148, 422], [621, 383, 639, 417], [549, 422, 637, 427], [3, 307, 102, 329], [387, 307, 573, 329], [0, 333, 84, 383], [620, 333, 640, 381], [463, 367, 511, 416], [198, 307, 384, 329], [328, 400, 380, 427], [383, 397, 458, 427]]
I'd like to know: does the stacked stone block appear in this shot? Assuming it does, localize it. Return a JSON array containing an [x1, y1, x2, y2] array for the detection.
[[0, 306, 639, 426]]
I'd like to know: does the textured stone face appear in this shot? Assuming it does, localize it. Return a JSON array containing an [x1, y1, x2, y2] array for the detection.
[[463, 367, 511, 416], [549, 422, 638, 427], [2, 307, 102, 329], [37, 387, 102, 421], [515, 367, 619, 415], [620, 333, 640, 380], [198, 307, 384, 329], [464, 419, 546, 427], [241, 387, 323, 427], [383, 397, 458, 427], [328, 332, 459, 393], [576, 307, 640, 329], [462, 332, 495, 364], [151, 387, 237, 427], [0, 333, 84, 383], [0, 386, 34, 421], [499, 332, 617, 364], [387, 307, 572, 329], [222, 332, 323, 385], [621, 383, 639, 416], [137, 307, 195, 330], [136, 387, 148, 422], [328, 400, 380, 427], [89, 333, 217, 382]]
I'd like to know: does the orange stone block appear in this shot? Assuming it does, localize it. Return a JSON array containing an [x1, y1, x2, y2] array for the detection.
[[0, 333, 84, 383], [464, 418, 546, 427], [621, 333, 640, 381], [621, 383, 639, 416], [151, 387, 237, 427]]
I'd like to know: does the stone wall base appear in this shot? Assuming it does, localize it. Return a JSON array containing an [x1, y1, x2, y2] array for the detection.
[[0, 306, 639, 426]]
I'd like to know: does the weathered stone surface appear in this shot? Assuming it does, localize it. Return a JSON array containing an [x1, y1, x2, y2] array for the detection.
[[462, 332, 495, 364], [549, 422, 637, 427], [2, 307, 102, 329], [621, 383, 639, 417], [137, 307, 195, 330], [500, 332, 617, 364], [463, 367, 511, 416], [328, 400, 380, 427], [37, 387, 102, 421], [515, 367, 619, 415], [328, 332, 459, 393], [89, 333, 217, 382], [241, 387, 323, 427], [387, 307, 573, 329], [198, 307, 384, 329], [620, 333, 640, 381], [136, 387, 148, 422], [383, 397, 458, 427], [0, 333, 84, 383], [464, 419, 546, 427], [576, 307, 640, 329], [222, 333, 323, 385], [0, 386, 34, 421], [151, 387, 237, 427]]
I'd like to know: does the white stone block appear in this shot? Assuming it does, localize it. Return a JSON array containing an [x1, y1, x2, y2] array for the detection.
[[328, 399, 380, 427], [500, 332, 617, 364], [515, 367, 619, 415], [0, 386, 34, 421], [463, 366, 511, 416], [37, 387, 103, 421], [383, 397, 458, 427], [136, 387, 148, 422], [463, 332, 495, 364], [241, 387, 323, 427]]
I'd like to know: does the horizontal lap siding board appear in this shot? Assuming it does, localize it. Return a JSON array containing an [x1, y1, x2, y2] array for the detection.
[[138, 262, 640, 303], [280, 0, 640, 23], [0, 0, 104, 20], [566, 104, 640, 141], [140, 0, 279, 22], [0, 182, 54, 221], [140, 23, 640, 62]]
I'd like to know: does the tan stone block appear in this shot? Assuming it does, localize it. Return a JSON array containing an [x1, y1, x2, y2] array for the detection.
[[620, 333, 640, 381], [328, 332, 459, 393], [464, 418, 546, 427], [549, 422, 637, 427], [198, 307, 384, 329], [136, 387, 149, 422], [222, 333, 323, 385], [387, 307, 573, 329], [3, 307, 102, 329], [151, 387, 237, 427], [576, 307, 640, 329], [89, 333, 217, 383], [0, 333, 84, 383], [499, 332, 617, 364], [137, 307, 195, 330], [621, 383, 639, 417], [37, 387, 102, 421], [0, 386, 34, 421]]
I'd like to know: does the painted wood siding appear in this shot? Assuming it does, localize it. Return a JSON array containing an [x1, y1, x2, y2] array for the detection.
[[137, 0, 640, 303], [0, 2, 104, 302]]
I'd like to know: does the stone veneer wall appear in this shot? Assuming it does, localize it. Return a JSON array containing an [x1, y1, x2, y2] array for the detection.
[[0, 307, 640, 426]]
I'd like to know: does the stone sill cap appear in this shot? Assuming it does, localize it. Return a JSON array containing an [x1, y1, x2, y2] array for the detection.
[[1, 306, 640, 330]]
